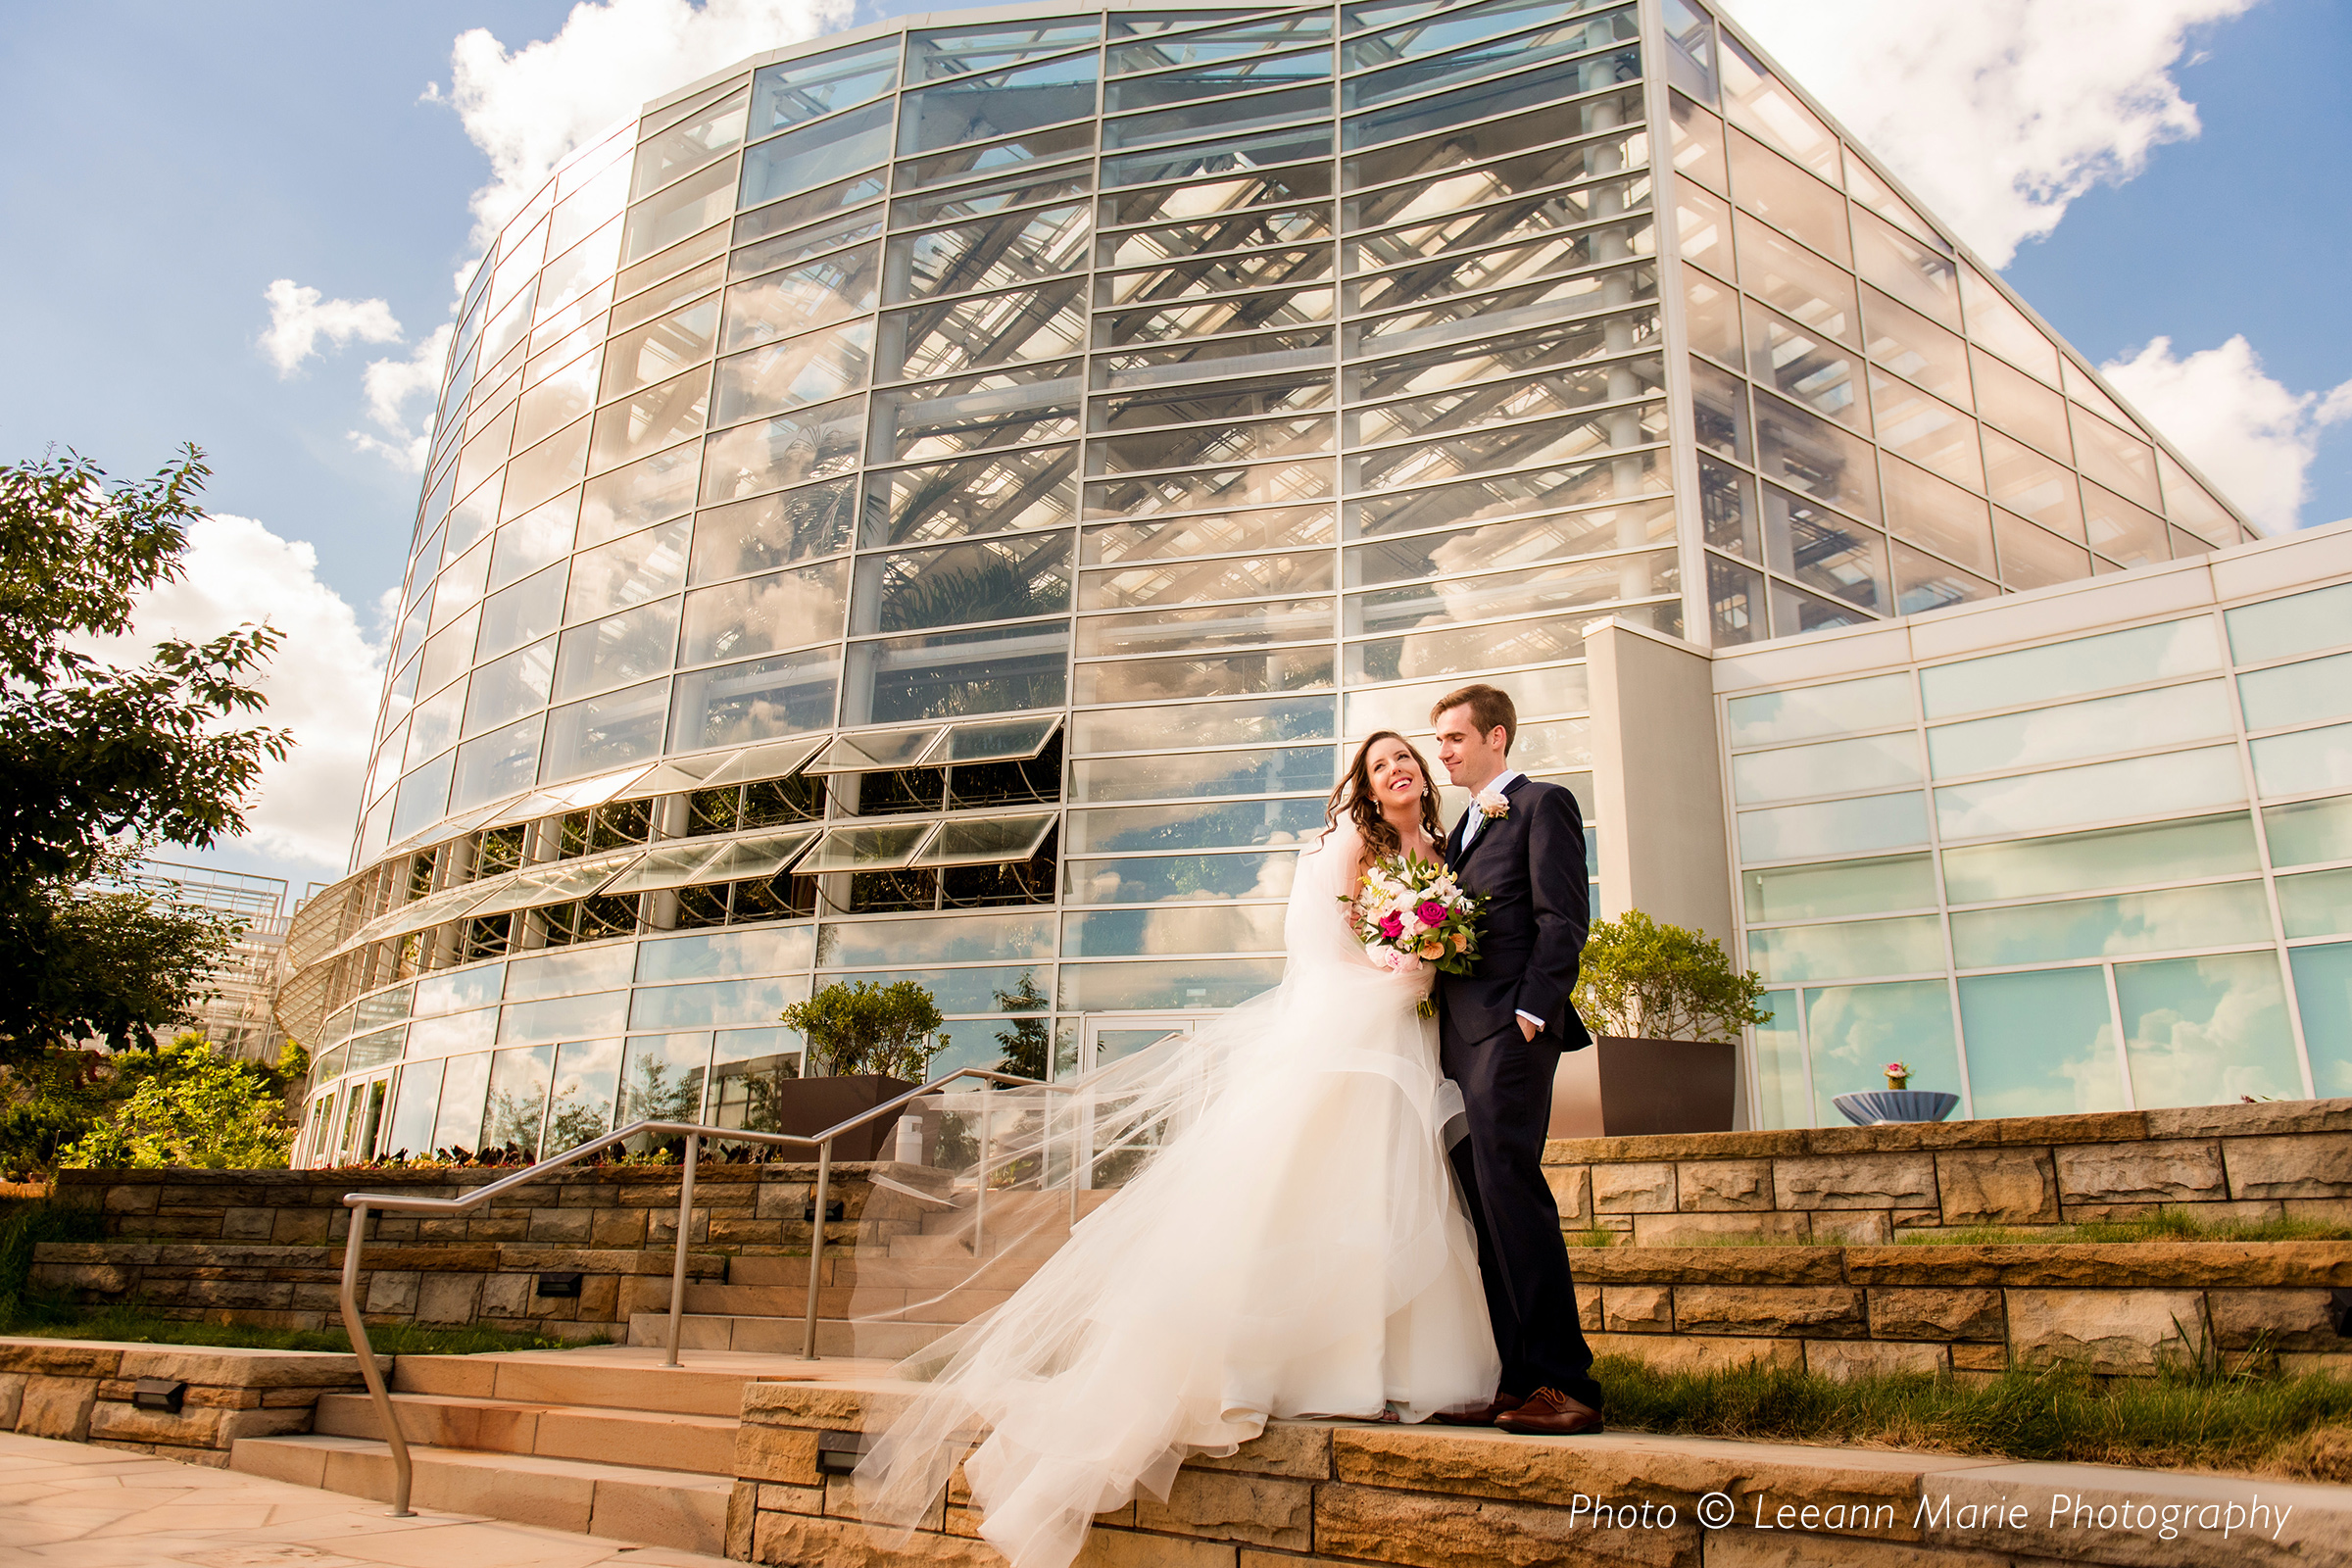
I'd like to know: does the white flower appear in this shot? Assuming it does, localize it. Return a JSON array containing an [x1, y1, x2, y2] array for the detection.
[[1475, 786, 1511, 820]]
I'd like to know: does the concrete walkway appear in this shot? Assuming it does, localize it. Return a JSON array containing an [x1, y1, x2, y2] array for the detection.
[[0, 1431, 735, 1568]]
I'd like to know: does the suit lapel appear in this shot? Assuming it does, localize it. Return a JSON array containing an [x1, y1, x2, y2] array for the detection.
[[1453, 774, 1530, 877]]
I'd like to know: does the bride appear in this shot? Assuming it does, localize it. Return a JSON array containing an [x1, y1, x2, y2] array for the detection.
[[854, 731, 1500, 1568]]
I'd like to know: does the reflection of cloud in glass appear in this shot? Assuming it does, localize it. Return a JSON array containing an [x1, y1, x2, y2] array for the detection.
[[1803, 979, 1961, 1124], [1957, 968, 2120, 1119], [2119, 953, 2302, 1108]]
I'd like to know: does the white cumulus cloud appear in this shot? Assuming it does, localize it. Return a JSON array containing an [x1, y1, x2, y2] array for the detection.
[[1720, 0, 2257, 267], [348, 324, 456, 474], [85, 515, 391, 876], [425, 0, 851, 255], [2101, 336, 2352, 534], [259, 278, 404, 377]]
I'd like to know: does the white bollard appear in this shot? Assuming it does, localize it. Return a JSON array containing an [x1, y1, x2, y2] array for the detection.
[[894, 1111, 923, 1164]]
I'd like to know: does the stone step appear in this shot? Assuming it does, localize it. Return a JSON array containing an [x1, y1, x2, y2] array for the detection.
[[389, 1348, 763, 1418], [314, 1389, 737, 1475], [889, 1230, 1066, 1261], [685, 1282, 1018, 1323], [228, 1431, 731, 1556], [726, 1250, 1051, 1291], [628, 1310, 952, 1359]]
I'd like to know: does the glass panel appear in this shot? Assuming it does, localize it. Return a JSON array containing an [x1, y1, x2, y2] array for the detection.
[[915, 811, 1060, 866], [1072, 745, 1334, 803], [1872, 380, 1980, 491], [1732, 732, 1920, 806], [700, 394, 865, 501], [680, 560, 847, 664], [1981, 428, 2082, 540], [2082, 481, 2169, 569], [1737, 792, 1928, 861], [1671, 180, 1732, 282], [630, 976, 803, 1031], [451, 718, 545, 813], [852, 618, 1070, 723], [892, 280, 1090, 379], [1066, 850, 1297, 906], [1340, 663, 1586, 738], [389, 753, 455, 844], [720, 247, 879, 356], [542, 1039, 622, 1152], [1728, 127, 1847, 265], [1081, 549, 1333, 610], [1750, 990, 1806, 1129], [476, 564, 568, 664], [1762, 483, 1888, 613], [1920, 616, 2221, 717], [750, 37, 899, 138], [1071, 694, 1334, 753], [1753, 391, 1878, 522], [1076, 646, 1334, 704], [616, 1033, 712, 1127], [1060, 902, 1288, 957], [816, 909, 1049, 968], [639, 923, 815, 981], [2292, 942, 2352, 1098], [1689, 358, 1747, 462], [1928, 680, 2230, 779], [1862, 285, 1969, 409], [1883, 457, 1992, 575], [541, 679, 668, 784], [1065, 797, 1327, 854], [1848, 209, 1956, 331], [416, 610, 478, 703], [698, 827, 821, 880], [1958, 967, 2122, 1117], [1667, 88, 1726, 191], [1057, 956, 1284, 1010], [899, 53, 1101, 158], [1952, 881, 2272, 969], [2158, 448, 2239, 548], [669, 648, 840, 751], [1806, 980, 1962, 1126], [1742, 855, 1936, 923], [1959, 264, 2060, 384], [690, 479, 856, 582], [1706, 554, 1762, 646], [1941, 813, 2259, 905], [1684, 269, 1739, 368], [732, 179, 887, 272], [1727, 671, 1913, 748], [589, 366, 710, 473], [564, 518, 689, 623], [554, 598, 680, 702], [429, 1053, 494, 1152], [2068, 405, 2160, 511], [1745, 300, 1865, 433], [741, 99, 893, 210], [2118, 952, 2302, 1107], [2250, 722, 2352, 799], [2227, 581, 2352, 665], [620, 157, 736, 268], [803, 822, 935, 873], [867, 449, 1076, 550], [1347, 499, 1672, 582], [1768, 577, 1874, 639], [889, 205, 1089, 304], [1935, 746, 2245, 841], [480, 1045, 555, 1160], [1968, 345, 2068, 464], [1733, 211, 1855, 346], [872, 362, 1079, 463], [1078, 598, 1331, 658], [1751, 913, 1942, 983], [859, 531, 1073, 633], [384, 1059, 443, 1158], [1994, 512, 2092, 591], [502, 991, 629, 1045], [2241, 652, 2352, 732]]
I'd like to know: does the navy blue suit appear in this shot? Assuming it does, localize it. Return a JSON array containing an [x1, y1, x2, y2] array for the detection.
[[1436, 774, 1602, 1407]]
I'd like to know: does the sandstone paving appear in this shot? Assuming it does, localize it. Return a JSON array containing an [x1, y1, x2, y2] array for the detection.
[[0, 1430, 736, 1568]]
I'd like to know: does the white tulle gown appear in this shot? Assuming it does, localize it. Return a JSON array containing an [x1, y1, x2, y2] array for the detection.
[[854, 827, 1500, 1568]]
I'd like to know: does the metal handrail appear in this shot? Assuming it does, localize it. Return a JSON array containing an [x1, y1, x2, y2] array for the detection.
[[335, 1064, 1058, 1516]]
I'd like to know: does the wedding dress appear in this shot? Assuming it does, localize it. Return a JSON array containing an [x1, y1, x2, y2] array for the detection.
[[854, 827, 1500, 1568]]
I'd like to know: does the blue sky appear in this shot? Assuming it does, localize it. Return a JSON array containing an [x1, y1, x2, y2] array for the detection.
[[0, 0, 2344, 892]]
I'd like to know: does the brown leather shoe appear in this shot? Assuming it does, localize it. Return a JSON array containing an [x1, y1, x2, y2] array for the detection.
[[1494, 1387, 1604, 1436], [1430, 1392, 1527, 1427]]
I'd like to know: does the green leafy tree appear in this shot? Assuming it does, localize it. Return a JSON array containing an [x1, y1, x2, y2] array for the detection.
[[57, 1033, 294, 1169], [0, 447, 288, 1066], [782, 980, 945, 1080], [1573, 910, 1771, 1045], [992, 973, 1051, 1081]]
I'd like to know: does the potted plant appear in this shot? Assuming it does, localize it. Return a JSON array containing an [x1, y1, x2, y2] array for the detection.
[[1555, 911, 1770, 1138], [1885, 1060, 1911, 1092], [768, 980, 946, 1160]]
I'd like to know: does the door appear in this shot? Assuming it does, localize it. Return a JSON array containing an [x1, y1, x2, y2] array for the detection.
[[1068, 1014, 1218, 1186]]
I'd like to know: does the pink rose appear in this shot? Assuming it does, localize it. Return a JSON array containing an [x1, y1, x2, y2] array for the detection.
[[1378, 911, 1404, 940], [1415, 900, 1446, 927]]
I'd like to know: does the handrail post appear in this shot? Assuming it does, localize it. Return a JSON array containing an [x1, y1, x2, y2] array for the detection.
[[974, 1098, 990, 1260], [338, 1202, 413, 1516], [663, 1132, 699, 1369], [801, 1139, 831, 1361]]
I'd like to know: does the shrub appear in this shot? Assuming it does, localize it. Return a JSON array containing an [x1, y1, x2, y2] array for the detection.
[[781, 980, 945, 1079], [1574, 910, 1770, 1044], [57, 1033, 292, 1170]]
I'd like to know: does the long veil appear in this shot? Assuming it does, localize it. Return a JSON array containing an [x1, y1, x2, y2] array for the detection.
[[849, 826, 1497, 1568]]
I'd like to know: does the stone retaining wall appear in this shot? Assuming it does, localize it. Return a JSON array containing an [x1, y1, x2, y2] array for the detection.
[[0, 1338, 366, 1466], [1545, 1097, 2352, 1244], [1568, 1240, 2352, 1381], [32, 1162, 941, 1337], [728, 1379, 2352, 1568]]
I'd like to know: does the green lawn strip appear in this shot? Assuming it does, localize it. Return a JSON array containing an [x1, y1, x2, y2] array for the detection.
[[1, 1305, 598, 1356], [1900, 1214, 2352, 1247], [1594, 1353, 2352, 1480]]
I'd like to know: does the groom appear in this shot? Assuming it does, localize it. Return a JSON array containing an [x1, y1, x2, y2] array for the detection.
[[1429, 683, 1604, 1436]]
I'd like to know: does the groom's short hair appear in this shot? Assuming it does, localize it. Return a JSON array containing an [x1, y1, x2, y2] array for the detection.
[[1431, 683, 1517, 751]]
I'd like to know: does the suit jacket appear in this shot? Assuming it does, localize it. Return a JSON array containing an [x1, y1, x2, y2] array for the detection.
[[1439, 774, 1593, 1052]]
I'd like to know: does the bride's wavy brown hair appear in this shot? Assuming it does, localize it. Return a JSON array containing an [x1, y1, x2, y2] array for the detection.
[[1326, 730, 1446, 859]]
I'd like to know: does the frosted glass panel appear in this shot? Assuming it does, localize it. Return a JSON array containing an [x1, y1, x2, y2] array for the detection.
[[1748, 913, 1943, 983], [2290, 942, 2352, 1099], [2224, 581, 2352, 664], [1738, 791, 1928, 861], [1919, 617, 2220, 718], [1725, 672, 1914, 749], [2249, 723, 2352, 799], [1752, 989, 1810, 1129], [1741, 855, 1936, 923], [1731, 732, 1921, 805], [1935, 747, 2243, 841], [1940, 813, 2259, 904], [2278, 867, 2352, 939], [1926, 680, 2231, 779], [1949, 881, 2271, 969], [1958, 967, 2122, 1118], [2238, 652, 2352, 732], [2265, 797, 2352, 867], [1805, 980, 1960, 1126], [2117, 952, 2302, 1108]]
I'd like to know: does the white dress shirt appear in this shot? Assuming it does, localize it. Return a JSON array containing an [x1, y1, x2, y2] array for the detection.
[[1452, 770, 1545, 1033]]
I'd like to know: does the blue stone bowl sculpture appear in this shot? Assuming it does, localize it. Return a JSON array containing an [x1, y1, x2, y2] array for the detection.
[[1832, 1089, 1960, 1126]]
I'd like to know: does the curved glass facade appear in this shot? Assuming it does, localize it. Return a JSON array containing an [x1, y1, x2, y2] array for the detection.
[[281, 0, 2258, 1164]]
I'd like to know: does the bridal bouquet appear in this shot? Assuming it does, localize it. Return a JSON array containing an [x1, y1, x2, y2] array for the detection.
[[1346, 855, 1486, 1016]]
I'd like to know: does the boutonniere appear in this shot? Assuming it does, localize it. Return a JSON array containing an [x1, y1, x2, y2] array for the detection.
[[1474, 787, 1511, 820]]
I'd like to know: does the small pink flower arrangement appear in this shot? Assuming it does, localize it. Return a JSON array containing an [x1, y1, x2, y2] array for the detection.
[[1884, 1060, 1911, 1090], [1343, 854, 1487, 1016]]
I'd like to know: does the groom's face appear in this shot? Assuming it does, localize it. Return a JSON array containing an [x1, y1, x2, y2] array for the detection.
[[1433, 704, 1509, 791]]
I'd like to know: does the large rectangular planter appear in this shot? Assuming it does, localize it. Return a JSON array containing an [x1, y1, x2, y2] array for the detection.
[[745, 1074, 916, 1161], [1549, 1035, 1738, 1138]]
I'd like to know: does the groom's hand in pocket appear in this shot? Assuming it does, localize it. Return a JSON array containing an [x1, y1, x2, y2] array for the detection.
[[1517, 1015, 1541, 1042]]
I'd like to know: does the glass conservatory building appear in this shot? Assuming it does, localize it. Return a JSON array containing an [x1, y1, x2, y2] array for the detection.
[[279, 0, 2310, 1166]]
